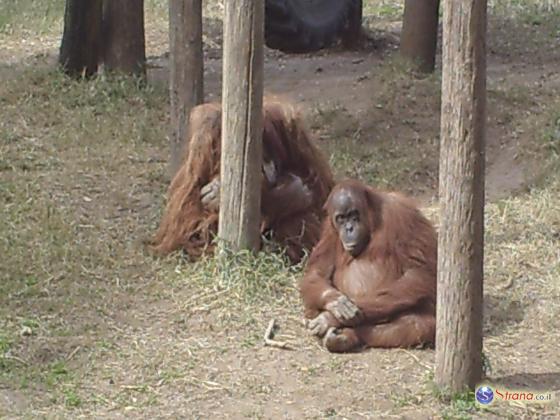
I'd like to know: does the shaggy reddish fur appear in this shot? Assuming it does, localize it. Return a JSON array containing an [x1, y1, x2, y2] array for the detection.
[[151, 100, 334, 263], [300, 180, 437, 351]]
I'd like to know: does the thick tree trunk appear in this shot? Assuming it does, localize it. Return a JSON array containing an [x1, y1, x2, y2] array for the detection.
[[400, 0, 440, 73], [435, 0, 487, 393], [103, 0, 146, 77], [168, 0, 204, 177], [59, 0, 103, 77], [218, 0, 264, 252], [340, 0, 363, 49]]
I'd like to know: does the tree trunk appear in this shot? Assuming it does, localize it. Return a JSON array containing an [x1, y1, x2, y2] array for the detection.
[[400, 0, 440, 73], [341, 0, 363, 49], [59, 0, 103, 77], [218, 0, 264, 252], [168, 0, 204, 177], [435, 0, 487, 393], [103, 0, 146, 77]]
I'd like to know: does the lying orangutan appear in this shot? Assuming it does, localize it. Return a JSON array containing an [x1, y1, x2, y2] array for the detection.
[[151, 100, 335, 263], [299, 179, 437, 352]]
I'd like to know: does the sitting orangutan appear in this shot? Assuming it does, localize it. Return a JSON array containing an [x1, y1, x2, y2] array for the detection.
[[299, 179, 437, 352], [151, 100, 334, 263]]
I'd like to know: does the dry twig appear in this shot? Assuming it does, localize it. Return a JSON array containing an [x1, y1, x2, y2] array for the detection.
[[1, 354, 28, 366], [399, 349, 432, 371], [66, 346, 81, 361], [263, 319, 292, 350]]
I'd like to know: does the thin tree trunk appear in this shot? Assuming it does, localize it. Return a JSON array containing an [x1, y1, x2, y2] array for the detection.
[[218, 0, 264, 252], [103, 0, 146, 77], [168, 0, 204, 177], [400, 0, 440, 73], [436, 0, 487, 393], [59, 0, 102, 77]]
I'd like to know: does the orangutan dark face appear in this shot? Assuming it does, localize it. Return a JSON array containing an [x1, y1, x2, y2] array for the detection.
[[330, 188, 370, 257]]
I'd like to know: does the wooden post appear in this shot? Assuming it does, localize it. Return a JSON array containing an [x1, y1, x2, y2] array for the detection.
[[400, 0, 440, 73], [168, 0, 204, 177], [59, 0, 103, 77], [103, 0, 146, 77], [218, 0, 264, 252], [435, 0, 487, 393]]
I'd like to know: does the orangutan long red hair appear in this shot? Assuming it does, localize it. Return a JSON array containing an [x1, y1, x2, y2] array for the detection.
[[151, 99, 334, 263]]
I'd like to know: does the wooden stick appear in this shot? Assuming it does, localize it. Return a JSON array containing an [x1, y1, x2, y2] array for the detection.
[[263, 319, 292, 350]]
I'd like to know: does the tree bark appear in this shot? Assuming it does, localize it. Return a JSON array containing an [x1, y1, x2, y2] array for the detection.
[[103, 0, 146, 77], [400, 0, 440, 73], [168, 0, 204, 177], [59, 0, 103, 77], [340, 0, 363, 49], [218, 0, 264, 252], [436, 0, 487, 393]]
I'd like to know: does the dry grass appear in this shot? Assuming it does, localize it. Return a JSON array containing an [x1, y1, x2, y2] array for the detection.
[[1, 1, 560, 419], [309, 56, 442, 196]]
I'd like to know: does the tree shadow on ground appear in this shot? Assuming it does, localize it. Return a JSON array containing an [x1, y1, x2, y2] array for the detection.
[[491, 372, 560, 391], [483, 294, 525, 337]]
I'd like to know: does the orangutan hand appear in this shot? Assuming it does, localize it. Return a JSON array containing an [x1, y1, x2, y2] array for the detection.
[[306, 312, 336, 337], [325, 294, 360, 322], [201, 177, 220, 212], [262, 159, 278, 185], [275, 174, 313, 209]]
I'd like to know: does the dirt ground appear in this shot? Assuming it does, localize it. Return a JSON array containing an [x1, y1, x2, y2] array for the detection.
[[1, 2, 560, 419]]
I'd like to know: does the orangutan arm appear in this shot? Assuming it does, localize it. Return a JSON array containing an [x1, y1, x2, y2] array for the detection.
[[303, 280, 359, 336], [299, 247, 360, 327], [261, 173, 313, 226], [353, 267, 436, 323], [301, 267, 356, 337], [300, 265, 338, 313], [201, 171, 313, 224], [200, 176, 220, 212]]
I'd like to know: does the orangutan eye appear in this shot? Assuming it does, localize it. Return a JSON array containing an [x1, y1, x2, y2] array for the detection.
[[335, 215, 344, 224]]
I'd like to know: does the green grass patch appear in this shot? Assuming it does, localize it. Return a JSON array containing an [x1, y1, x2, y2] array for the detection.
[[428, 386, 479, 420], [63, 387, 82, 408], [363, 0, 403, 19], [0, 0, 63, 35], [0, 331, 15, 371], [441, 392, 478, 420], [46, 361, 69, 386]]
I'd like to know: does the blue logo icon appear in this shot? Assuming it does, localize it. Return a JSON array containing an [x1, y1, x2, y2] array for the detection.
[[476, 385, 494, 405]]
